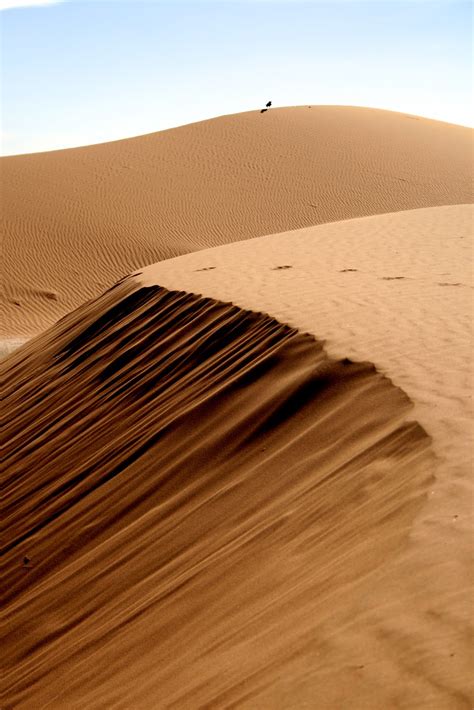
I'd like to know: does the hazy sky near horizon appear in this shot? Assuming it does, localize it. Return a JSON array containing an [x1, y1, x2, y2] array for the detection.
[[1, 0, 472, 155]]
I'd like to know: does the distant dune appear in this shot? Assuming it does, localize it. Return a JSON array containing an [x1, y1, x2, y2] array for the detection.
[[3, 280, 433, 709], [2, 106, 472, 337]]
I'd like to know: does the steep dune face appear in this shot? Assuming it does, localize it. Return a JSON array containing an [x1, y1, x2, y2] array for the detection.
[[134, 204, 474, 708], [2, 106, 472, 337], [137, 204, 473, 480], [2, 280, 432, 709]]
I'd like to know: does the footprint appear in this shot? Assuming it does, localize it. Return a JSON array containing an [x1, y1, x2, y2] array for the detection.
[[194, 267, 216, 272], [339, 268, 358, 273], [438, 282, 461, 287], [381, 276, 406, 281], [272, 265, 292, 270]]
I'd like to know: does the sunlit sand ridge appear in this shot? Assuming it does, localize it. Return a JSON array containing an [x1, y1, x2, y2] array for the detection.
[[138, 203, 474, 707]]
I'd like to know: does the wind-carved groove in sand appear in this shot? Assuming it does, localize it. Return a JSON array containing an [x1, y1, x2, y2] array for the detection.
[[2, 280, 433, 708]]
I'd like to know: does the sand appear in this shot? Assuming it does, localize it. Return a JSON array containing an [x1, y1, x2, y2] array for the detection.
[[2, 107, 473, 708], [2, 106, 472, 338], [2, 281, 434, 709], [138, 204, 473, 482], [136, 203, 474, 706]]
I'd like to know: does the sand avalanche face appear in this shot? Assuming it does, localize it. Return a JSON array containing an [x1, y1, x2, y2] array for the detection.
[[2, 280, 432, 708]]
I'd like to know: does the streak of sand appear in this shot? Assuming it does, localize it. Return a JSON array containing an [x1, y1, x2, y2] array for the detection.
[[0, 339, 28, 358], [2, 106, 472, 338], [2, 283, 434, 710]]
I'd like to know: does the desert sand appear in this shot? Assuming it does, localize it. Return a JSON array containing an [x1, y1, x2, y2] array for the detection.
[[2, 106, 472, 338], [137, 203, 473, 704], [3, 280, 434, 709], [2, 108, 473, 708]]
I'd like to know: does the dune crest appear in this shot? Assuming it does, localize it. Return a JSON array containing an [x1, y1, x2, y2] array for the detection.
[[132, 204, 474, 707], [2, 280, 433, 708], [2, 106, 472, 337]]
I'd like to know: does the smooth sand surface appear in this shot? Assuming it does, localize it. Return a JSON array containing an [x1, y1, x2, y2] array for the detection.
[[2, 106, 472, 338]]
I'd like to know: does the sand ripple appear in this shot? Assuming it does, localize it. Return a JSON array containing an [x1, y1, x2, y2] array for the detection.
[[2, 106, 472, 338], [2, 281, 432, 708]]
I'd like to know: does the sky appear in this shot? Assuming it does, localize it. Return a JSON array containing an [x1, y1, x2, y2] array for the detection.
[[1, 0, 472, 155]]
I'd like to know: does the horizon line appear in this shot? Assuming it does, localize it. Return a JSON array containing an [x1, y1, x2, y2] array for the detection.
[[2, 103, 472, 158]]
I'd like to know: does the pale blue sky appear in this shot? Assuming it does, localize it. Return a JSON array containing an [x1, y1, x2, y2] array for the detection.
[[1, 0, 472, 155]]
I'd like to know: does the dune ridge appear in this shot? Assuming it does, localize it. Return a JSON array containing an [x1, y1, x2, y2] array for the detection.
[[2, 279, 433, 708], [132, 203, 474, 707], [2, 106, 472, 338], [138, 204, 473, 477]]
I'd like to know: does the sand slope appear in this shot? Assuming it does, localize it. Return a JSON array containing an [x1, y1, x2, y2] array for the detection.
[[138, 204, 473, 475], [2, 280, 433, 709], [2, 106, 472, 337], [2, 204, 473, 708], [135, 203, 474, 707]]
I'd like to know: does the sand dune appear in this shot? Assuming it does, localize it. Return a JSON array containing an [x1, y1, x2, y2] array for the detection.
[[138, 204, 473, 477], [2, 203, 472, 707], [134, 203, 474, 708], [2, 280, 434, 709], [2, 106, 472, 338], [2, 103, 473, 708]]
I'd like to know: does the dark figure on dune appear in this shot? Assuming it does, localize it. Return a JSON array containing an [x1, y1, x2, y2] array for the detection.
[[260, 108, 268, 113]]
